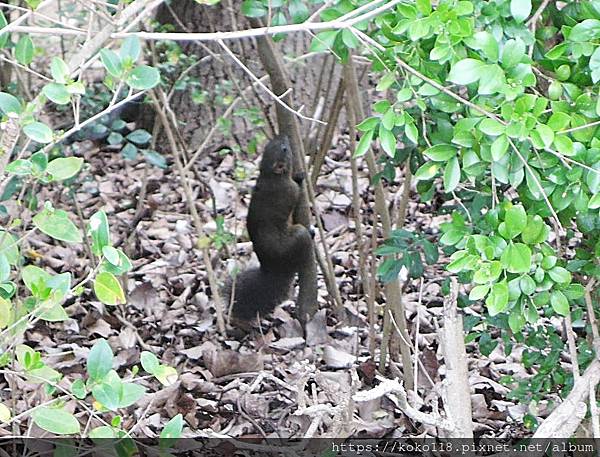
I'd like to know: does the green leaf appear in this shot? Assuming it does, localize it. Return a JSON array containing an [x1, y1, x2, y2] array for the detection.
[[421, 239, 439, 264], [501, 242, 532, 274], [503, 205, 527, 239], [119, 383, 146, 408], [126, 65, 160, 90], [553, 135, 574, 156], [23, 122, 53, 144], [50, 57, 70, 84], [472, 31, 499, 61], [93, 272, 125, 305], [71, 379, 87, 399], [550, 290, 569, 316], [521, 215, 548, 244], [31, 407, 80, 435], [89, 211, 110, 256], [548, 266, 571, 284], [548, 112, 571, 131], [36, 303, 68, 322], [376, 73, 396, 91], [47, 157, 83, 181], [479, 118, 505, 136], [92, 378, 121, 411], [102, 246, 120, 266], [405, 122, 418, 144], [423, 144, 457, 161], [99, 49, 122, 78], [0, 92, 22, 115], [22, 265, 51, 296], [42, 83, 70, 105], [486, 281, 509, 316], [310, 30, 339, 52], [510, 0, 531, 22], [0, 296, 11, 328], [87, 339, 113, 381], [89, 426, 116, 438], [154, 365, 178, 386], [415, 0, 432, 15], [502, 38, 526, 69], [0, 11, 8, 48], [569, 19, 600, 42], [0, 254, 8, 283], [592, 48, 600, 84], [564, 284, 585, 300], [589, 194, 600, 209], [142, 150, 167, 169], [408, 19, 431, 41], [354, 129, 373, 158], [379, 126, 396, 157], [126, 129, 152, 145], [447, 58, 486, 85], [508, 308, 525, 334], [0, 403, 11, 423], [469, 284, 490, 301], [6, 159, 32, 176], [491, 135, 509, 161], [520, 275, 536, 295], [477, 64, 505, 95], [67, 81, 85, 95], [33, 208, 82, 243], [121, 142, 138, 160], [15, 36, 34, 66], [119, 36, 141, 62], [25, 0, 42, 8], [0, 231, 18, 267], [546, 43, 567, 60], [356, 117, 378, 132], [160, 414, 183, 440], [289, 0, 309, 23], [535, 124, 554, 148], [140, 351, 159, 374], [414, 161, 441, 180], [381, 109, 395, 130], [443, 157, 460, 193], [241, 0, 267, 17], [107, 132, 123, 145]]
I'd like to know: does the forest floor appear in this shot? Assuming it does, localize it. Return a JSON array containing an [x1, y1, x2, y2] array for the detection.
[[14, 131, 535, 439]]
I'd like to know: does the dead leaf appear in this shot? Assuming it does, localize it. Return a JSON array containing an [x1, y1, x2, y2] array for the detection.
[[323, 346, 356, 369], [203, 348, 263, 378]]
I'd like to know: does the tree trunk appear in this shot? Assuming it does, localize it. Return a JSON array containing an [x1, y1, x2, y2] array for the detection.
[[148, 1, 336, 154]]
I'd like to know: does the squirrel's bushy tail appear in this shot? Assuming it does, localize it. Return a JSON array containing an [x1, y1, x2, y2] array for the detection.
[[225, 267, 294, 320]]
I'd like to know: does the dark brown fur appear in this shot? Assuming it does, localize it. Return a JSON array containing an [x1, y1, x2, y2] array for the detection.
[[228, 135, 315, 323]]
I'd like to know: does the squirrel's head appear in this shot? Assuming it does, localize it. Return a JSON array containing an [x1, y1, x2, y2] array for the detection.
[[261, 135, 292, 176]]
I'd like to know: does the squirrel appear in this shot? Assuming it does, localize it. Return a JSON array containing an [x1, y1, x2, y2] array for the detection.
[[226, 135, 317, 325]]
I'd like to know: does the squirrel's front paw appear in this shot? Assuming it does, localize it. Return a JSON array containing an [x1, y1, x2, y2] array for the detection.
[[292, 171, 306, 185]]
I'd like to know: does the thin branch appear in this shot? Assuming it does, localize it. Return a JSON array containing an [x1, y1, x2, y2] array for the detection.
[[0, 1, 86, 31], [354, 377, 455, 431], [0, 0, 56, 38], [148, 90, 227, 335], [0, 55, 53, 81], [560, 120, 600, 135], [217, 39, 325, 125], [526, 0, 552, 27], [7, 0, 402, 41], [508, 138, 564, 234]]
